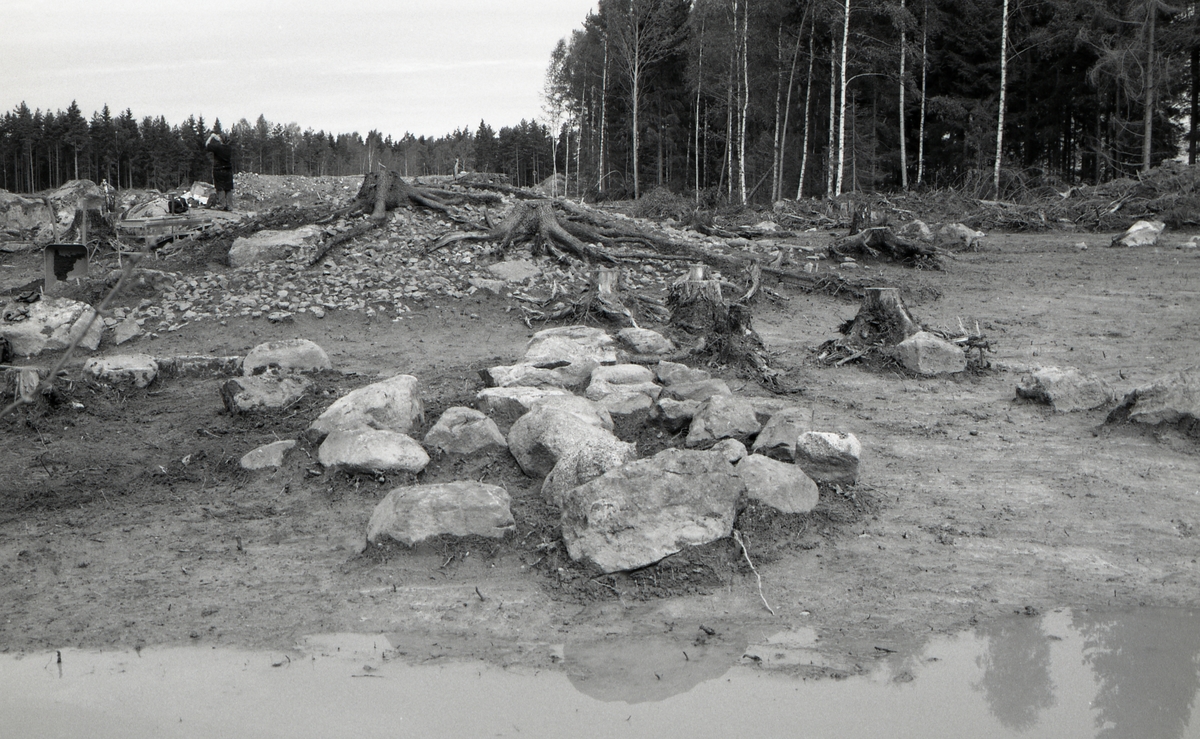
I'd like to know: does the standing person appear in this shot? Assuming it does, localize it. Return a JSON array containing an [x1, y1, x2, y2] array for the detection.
[[205, 131, 234, 211]]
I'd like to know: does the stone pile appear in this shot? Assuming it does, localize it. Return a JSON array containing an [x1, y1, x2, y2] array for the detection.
[[79, 324, 864, 570]]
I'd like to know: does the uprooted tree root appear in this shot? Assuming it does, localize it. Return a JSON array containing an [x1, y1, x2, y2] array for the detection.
[[830, 226, 942, 268]]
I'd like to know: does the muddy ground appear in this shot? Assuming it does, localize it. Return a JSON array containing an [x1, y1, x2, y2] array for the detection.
[[1, 217, 1197, 680]]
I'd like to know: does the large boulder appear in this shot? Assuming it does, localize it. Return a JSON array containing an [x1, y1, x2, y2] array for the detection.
[[221, 373, 311, 414], [751, 406, 815, 461], [423, 407, 508, 455], [0, 191, 56, 244], [1107, 368, 1200, 426], [240, 440, 296, 470], [1016, 366, 1115, 412], [308, 373, 423, 440], [736, 454, 819, 513], [507, 406, 634, 478], [559, 449, 745, 573], [367, 482, 516, 546], [794, 431, 861, 484], [894, 331, 966, 376], [228, 226, 322, 267], [243, 339, 331, 375], [1, 297, 104, 356], [317, 429, 430, 474], [685, 394, 762, 447], [82, 353, 159, 389]]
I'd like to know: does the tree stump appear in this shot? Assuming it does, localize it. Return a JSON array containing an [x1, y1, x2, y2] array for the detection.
[[840, 287, 920, 348]]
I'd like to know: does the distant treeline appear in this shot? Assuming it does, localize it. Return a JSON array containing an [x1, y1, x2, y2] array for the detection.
[[0, 101, 559, 194]]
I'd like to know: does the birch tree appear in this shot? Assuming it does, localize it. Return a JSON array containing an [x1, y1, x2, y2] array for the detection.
[[992, 0, 1009, 194]]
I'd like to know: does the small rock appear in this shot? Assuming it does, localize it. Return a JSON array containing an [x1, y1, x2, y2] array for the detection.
[[794, 431, 861, 485], [423, 407, 508, 455], [114, 318, 142, 345], [240, 440, 296, 470], [616, 327, 676, 356], [710, 438, 748, 464], [508, 406, 634, 479], [752, 406, 815, 461], [651, 397, 701, 432], [244, 338, 332, 375], [655, 361, 711, 386], [1110, 219, 1165, 248], [736, 454, 819, 513], [894, 331, 966, 376], [686, 394, 762, 447]]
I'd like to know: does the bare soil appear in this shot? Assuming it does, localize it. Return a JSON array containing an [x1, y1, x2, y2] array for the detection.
[[1, 228, 1198, 680]]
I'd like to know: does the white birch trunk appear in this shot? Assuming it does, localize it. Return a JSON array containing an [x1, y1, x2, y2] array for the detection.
[[835, 0, 851, 196], [827, 40, 837, 197], [992, 0, 1009, 195], [899, 0, 908, 190], [797, 30, 815, 198], [917, 4, 927, 185], [1142, 2, 1156, 172]]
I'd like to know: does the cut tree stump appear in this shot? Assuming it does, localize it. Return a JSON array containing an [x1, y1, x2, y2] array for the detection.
[[667, 263, 781, 386], [840, 287, 920, 348]]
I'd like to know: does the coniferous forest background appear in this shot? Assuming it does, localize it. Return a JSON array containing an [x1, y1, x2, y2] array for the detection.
[[3, 0, 1197, 203]]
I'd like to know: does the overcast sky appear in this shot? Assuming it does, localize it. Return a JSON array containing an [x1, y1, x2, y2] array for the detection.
[[3, 0, 597, 139]]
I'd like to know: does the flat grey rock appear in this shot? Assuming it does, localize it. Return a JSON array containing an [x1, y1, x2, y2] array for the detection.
[[221, 373, 310, 414], [83, 354, 159, 389], [1016, 366, 1115, 412], [240, 440, 296, 470], [368, 482, 515, 546], [318, 429, 430, 474]]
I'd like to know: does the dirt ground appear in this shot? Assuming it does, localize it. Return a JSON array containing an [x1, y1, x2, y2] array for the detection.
[[1, 224, 1197, 680]]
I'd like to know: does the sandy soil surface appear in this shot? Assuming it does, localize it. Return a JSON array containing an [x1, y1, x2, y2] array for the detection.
[[1, 216, 1197, 680]]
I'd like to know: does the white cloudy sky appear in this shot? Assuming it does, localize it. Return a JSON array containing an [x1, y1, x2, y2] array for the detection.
[[3, 0, 597, 138]]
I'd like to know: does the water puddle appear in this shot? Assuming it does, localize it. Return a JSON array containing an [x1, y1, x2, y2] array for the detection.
[[4, 607, 1198, 738]]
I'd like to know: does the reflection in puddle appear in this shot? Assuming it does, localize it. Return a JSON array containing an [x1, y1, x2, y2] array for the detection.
[[2, 608, 1197, 738]]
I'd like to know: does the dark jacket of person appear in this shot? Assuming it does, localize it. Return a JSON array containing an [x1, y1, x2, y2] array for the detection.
[[205, 138, 234, 191]]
